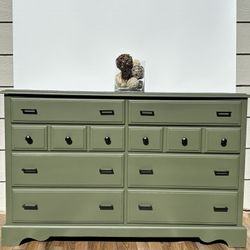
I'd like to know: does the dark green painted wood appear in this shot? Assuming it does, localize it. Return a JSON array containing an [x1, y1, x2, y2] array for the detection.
[[128, 100, 242, 125], [12, 188, 124, 223], [127, 190, 238, 225], [11, 125, 47, 150], [11, 98, 125, 124], [128, 127, 163, 152], [127, 154, 239, 189], [12, 152, 124, 187], [50, 125, 87, 151]]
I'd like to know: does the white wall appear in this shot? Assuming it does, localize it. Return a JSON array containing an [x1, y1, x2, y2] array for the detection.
[[13, 0, 236, 92]]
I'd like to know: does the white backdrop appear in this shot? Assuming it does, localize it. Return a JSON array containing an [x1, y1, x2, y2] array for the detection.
[[13, 0, 236, 92]]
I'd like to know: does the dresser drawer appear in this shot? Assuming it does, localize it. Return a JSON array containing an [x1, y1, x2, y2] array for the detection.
[[128, 154, 239, 189], [12, 125, 47, 151], [128, 100, 241, 125], [11, 98, 125, 124], [204, 128, 241, 153], [164, 127, 201, 152], [12, 153, 124, 187], [127, 190, 237, 225], [128, 127, 163, 152], [13, 189, 123, 223], [50, 125, 87, 151], [89, 126, 125, 151]]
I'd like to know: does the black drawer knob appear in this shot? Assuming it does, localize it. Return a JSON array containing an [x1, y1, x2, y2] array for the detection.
[[182, 137, 188, 146], [65, 136, 73, 145], [25, 135, 33, 145], [142, 137, 149, 145], [221, 138, 227, 147], [104, 136, 112, 145]]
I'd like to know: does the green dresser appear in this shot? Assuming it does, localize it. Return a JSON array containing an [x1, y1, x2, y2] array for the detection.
[[1, 90, 248, 247]]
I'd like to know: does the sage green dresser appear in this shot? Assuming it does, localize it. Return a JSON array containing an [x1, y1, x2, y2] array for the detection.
[[1, 90, 248, 247]]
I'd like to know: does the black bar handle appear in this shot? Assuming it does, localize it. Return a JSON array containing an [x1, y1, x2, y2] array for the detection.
[[213, 206, 228, 212], [22, 204, 38, 210], [21, 109, 38, 115], [99, 204, 114, 210], [138, 204, 153, 211], [140, 110, 155, 116], [139, 169, 154, 175], [100, 110, 114, 116], [216, 111, 231, 117], [214, 170, 229, 176], [22, 168, 38, 174], [99, 168, 114, 175]]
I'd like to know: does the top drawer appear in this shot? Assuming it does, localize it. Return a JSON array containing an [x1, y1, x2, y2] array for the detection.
[[11, 98, 125, 124], [128, 100, 242, 125]]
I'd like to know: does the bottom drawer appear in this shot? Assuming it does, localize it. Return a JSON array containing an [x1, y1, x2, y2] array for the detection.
[[127, 190, 237, 225], [13, 189, 123, 223]]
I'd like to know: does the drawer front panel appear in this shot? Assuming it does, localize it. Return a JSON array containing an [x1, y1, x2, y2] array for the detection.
[[127, 190, 237, 225], [50, 125, 87, 150], [128, 127, 163, 152], [13, 189, 123, 223], [204, 128, 241, 153], [12, 125, 47, 151], [128, 154, 239, 189], [11, 98, 125, 124], [164, 127, 201, 152], [128, 100, 241, 125], [89, 126, 125, 151], [12, 153, 124, 187]]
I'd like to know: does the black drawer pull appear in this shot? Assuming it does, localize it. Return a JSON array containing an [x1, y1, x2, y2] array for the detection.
[[142, 136, 149, 145], [139, 169, 154, 175], [99, 204, 114, 210], [100, 110, 114, 116], [22, 168, 38, 174], [23, 204, 38, 210], [182, 137, 188, 146], [104, 136, 112, 145], [138, 204, 153, 211], [221, 138, 227, 147], [216, 111, 231, 117], [99, 168, 114, 175], [21, 108, 38, 115], [140, 110, 155, 116], [25, 135, 33, 145], [65, 136, 73, 145], [213, 206, 228, 212], [214, 170, 229, 176]]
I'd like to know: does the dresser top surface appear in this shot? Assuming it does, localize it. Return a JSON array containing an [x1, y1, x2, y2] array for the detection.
[[1, 89, 248, 99]]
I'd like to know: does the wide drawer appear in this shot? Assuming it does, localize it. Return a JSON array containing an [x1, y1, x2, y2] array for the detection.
[[11, 98, 125, 124], [50, 125, 87, 151], [12, 125, 47, 151], [127, 190, 237, 225], [128, 100, 241, 125], [128, 154, 239, 189], [13, 189, 123, 223], [204, 128, 241, 153], [128, 127, 163, 152], [89, 126, 125, 151], [12, 153, 124, 187]]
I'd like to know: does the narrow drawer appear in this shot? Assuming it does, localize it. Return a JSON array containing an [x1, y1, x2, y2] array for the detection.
[[50, 125, 87, 151], [11, 98, 125, 124], [204, 128, 241, 153], [12, 125, 47, 151], [89, 126, 125, 151], [13, 189, 123, 223], [12, 153, 124, 187], [128, 100, 241, 125], [128, 127, 163, 152], [127, 190, 237, 225], [164, 127, 201, 152], [128, 154, 239, 189]]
